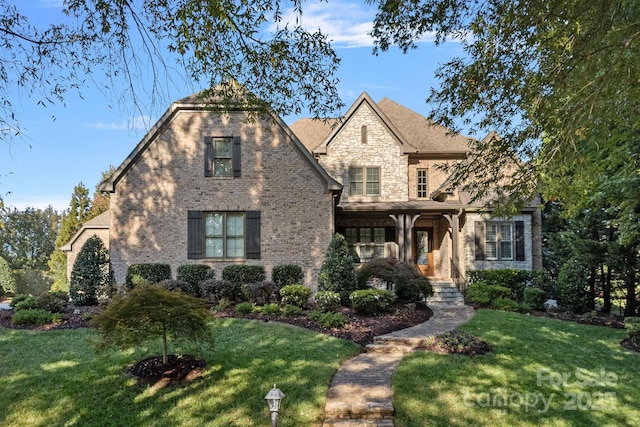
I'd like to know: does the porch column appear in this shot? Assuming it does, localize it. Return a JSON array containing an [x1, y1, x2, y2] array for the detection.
[[390, 214, 405, 261], [405, 214, 421, 263], [444, 212, 461, 280]]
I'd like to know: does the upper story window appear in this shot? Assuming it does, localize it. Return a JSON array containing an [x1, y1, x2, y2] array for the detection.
[[417, 169, 428, 198], [204, 136, 241, 178], [349, 167, 380, 196]]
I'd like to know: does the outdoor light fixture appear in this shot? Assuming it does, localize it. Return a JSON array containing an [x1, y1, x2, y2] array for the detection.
[[264, 384, 285, 427]]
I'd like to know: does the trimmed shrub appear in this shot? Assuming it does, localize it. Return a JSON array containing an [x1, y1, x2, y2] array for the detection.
[[556, 259, 589, 313], [125, 263, 171, 289], [200, 279, 244, 304], [157, 279, 198, 296], [318, 234, 357, 304], [491, 297, 520, 312], [465, 282, 511, 306], [624, 317, 640, 345], [235, 302, 254, 314], [10, 294, 32, 308], [177, 264, 214, 296], [12, 308, 57, 326], [222, 265, 266, 286], [523, 288, 547, 311], [279, 284, 312, 309], [314, 291, 341, 313], [242, 281, 279, 305], [350, 289, 397, 315], [36, 291, 69, 313], [282, 304, 303, 317], [308, 310, 349, 328], [357, 258, 433, 302], [272, 264, 303, 289], [70, 236, 115, 306]]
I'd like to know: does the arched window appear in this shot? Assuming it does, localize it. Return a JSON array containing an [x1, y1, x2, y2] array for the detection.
[[361, 125, 367, 144]]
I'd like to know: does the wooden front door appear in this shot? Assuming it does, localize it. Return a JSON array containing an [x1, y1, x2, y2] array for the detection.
[[414, 228, 434, 276]]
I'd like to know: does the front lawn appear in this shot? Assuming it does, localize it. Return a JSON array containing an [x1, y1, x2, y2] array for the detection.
[[0, 318, 360, 426], [393, 309, 640, 426]]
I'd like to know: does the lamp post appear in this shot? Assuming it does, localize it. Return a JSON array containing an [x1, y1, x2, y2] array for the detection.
[[264, 384, 285, 427]]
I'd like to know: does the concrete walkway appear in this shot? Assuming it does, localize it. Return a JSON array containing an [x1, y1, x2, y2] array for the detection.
[[322, 304, 476, 427]]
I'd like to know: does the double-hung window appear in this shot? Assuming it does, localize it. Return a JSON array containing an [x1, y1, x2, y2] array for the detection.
[[349, 167, 380, 196], [204, 136, 241, 177], [205, 212, 245, 258], [483, 222, 514, 260], [345, 227, 386, 262]]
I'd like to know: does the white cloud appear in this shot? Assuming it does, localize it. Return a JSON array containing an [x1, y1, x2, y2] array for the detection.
[[86, 115, 152, 131]]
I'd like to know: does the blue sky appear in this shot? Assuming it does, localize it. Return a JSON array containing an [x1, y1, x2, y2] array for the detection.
[[1, 0, 466, 212]]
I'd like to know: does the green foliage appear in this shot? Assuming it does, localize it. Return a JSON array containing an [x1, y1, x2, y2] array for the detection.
[[556, 259, 589, 313], [158, 279, 194, 295], [468, 269, 533, 302], [357, 257, 433, 302], [314, 291, 341, 313], [491, 297, 520, 312], [13, 269, 53, 296], [69, 236, 115, 306], [465, 282, 511, 306], [349, 289, 397, 315], [242, 281, 279, 305], [624, 317, 640, 345], [255, 303, 281, 316], [282, 304, 303, 317], [235, 302, 254, 314], [200, 279, 244, 304], [222, 265, 265, 286], [0, 206, 59, 271], [12, 309, 59, 326], [125, 263, 171, 289], [318, 234, 357, 304], [523, 288, 547, 311], [279, 284, 312, 309], [0, 256, 15, 295], [91, 284, 213, 365], [177, 264, 214, 296], [308, 310, 349, 328], [9, 294, 32, 308], [271, 264, 303, 289], [14, 296, 39, 311]]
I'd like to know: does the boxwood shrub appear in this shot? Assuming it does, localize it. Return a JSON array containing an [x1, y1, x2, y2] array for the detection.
[[349, 289, 397, 315], [222, 265, 265, 286], [272, 264, 303, 289], [177, 264, 214, 296], [200, 279, 244, 304], [279, 284, 312, 309], [125, 263, 171, 289], [465, 281, 511, 306], [523, 287, 547, 311]]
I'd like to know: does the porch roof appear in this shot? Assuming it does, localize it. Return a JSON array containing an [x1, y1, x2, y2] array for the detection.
[[337, 200, 463, 214]]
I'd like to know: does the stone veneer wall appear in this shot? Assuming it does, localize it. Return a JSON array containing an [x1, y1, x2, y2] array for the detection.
[[461, 212, 534, 274], [318, 103, 409, 203], [407, 159, 454, 200], [109, 109, 334, 290]]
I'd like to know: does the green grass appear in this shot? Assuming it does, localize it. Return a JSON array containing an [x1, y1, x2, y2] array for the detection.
[[0, 318, 360, 426], [393, 309, 640, 426]]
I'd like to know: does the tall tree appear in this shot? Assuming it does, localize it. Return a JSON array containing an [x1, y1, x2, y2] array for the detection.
[[1, 0, 343, 143], [0, 206, 59, 271], [48, 183, 92, 290]]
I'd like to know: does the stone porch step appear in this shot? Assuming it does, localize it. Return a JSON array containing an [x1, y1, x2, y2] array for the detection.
[[426, 280, 465, 305]]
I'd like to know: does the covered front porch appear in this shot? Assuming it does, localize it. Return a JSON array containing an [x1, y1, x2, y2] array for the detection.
[[335, 201, 466, 287]]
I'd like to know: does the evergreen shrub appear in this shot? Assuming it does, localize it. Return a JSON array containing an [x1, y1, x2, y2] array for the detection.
[[624, 317, 640, 344], [465, 282, 511, 306], [12, 309, 59, 326], [350, 289, 397, 315], [242, 281, 279, 305], [222, 265, 265, 285], [200, 279, 244, 304], [314, 291, 341, 313], [36, 291, 69, 313], [523, 288, 547, 311], [0, 256, 14, 295], [556, 260, 589, 312], [70, 236, 115, 306], [318, 234, 357, 304], [125, 263, 171, 289], [272, 264, 303, 289], [279, 284, 312, 308], [357, 258, 433, 302], [308, 310, 349, 328], [177, 264, 214, 296], [282, 304, 303, 317]]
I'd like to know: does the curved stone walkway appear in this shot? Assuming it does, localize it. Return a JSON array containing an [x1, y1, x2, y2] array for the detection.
[[322, 304, 476, 427]]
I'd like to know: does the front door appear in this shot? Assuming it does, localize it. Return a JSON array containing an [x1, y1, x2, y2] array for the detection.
[[414, 228, 434, 276]]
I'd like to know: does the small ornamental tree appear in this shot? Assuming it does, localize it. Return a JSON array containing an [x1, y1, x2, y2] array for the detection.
[[91, 284, 213, 365], [0, 256, 15, 296], [318, 233, 357, 304], [69, 235, 115, 306]]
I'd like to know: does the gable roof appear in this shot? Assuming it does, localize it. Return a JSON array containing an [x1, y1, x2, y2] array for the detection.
[[290, 92, 471, 156], [99, 92, 342, 194], [60, 211, 110, 252]]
